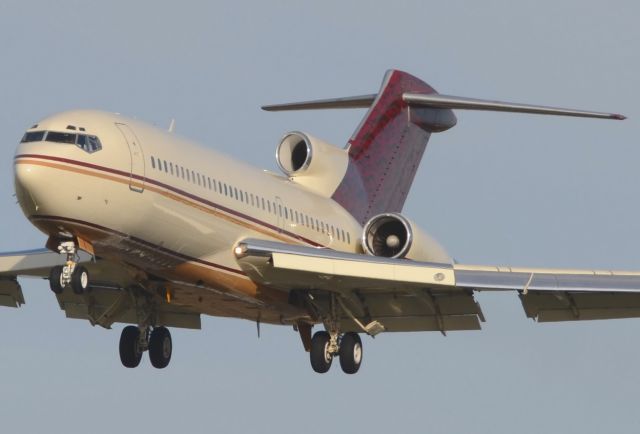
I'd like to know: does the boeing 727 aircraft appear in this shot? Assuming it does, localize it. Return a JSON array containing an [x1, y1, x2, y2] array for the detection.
[[2, 70, 633, 373]]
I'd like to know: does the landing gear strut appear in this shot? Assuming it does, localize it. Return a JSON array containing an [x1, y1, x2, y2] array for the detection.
[[48, 241, 90, 295]]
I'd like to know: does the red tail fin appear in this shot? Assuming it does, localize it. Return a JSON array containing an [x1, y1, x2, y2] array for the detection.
[[332, 70, 456, 224]]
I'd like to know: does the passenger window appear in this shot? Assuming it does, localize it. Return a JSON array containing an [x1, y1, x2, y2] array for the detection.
[[170, 162, 174, 175], [267, 201, 271, 213], [207, 177, 212, 190], [347, 233, 351, 244], [163, 161, 168, 173], [151, 156, 156, 169]]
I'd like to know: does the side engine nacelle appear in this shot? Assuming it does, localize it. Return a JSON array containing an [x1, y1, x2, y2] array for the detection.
[[362, 213, 451, 263], [276, 131, 349, 197]]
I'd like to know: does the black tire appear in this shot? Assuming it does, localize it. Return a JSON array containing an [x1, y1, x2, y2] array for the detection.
[[149, 326, 172, 369], [339, 332, 363, 374], [310, 331, 332, 373], [70, 265, 90, 295], [49, 266, 64, 294], [119, 326, 143, 368]]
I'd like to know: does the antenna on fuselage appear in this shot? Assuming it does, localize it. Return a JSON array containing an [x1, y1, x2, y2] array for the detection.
[[168, 118, 176, 133]]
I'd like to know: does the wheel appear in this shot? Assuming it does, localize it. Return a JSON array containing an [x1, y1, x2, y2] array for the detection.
[[119, 326, 143, 368], [149, 326, 172, 369], [49, 266, 64, 294], [70, 265, 90, 295], [310, 331, 333, 373], [339, 332, 363, 374]]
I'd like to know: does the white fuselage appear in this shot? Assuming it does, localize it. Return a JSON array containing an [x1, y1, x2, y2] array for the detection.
[[14, 110, 362, 323]]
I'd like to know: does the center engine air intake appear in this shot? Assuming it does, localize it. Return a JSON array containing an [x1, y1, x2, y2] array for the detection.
[[362, 213, 451, 263], [276, 132, 312, 175], [275, 131, 349, 197]]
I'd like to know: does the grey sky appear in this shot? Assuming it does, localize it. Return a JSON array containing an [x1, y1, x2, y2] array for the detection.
[[0, 1, 638, 433]]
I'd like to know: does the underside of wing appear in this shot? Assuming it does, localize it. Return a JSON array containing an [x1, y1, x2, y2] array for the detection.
[[235, 239, 484, 334], [0, 248, 202, 329], [235, 239, 640, 332]]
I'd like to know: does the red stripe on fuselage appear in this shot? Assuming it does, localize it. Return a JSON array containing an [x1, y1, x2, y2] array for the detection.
[[15, 153, 325, 248]]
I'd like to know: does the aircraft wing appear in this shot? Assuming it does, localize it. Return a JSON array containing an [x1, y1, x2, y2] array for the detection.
[[0, 248, 81, 308], [455, 264, 640, 322], [0, 249, 200, 330], [235, 239, 640, 333]]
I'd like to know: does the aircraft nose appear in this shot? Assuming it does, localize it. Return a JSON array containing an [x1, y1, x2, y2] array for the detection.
[[14, 157, 43, 217]]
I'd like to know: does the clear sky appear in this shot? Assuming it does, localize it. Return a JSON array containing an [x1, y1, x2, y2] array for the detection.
[[0, 1, 638, 433]]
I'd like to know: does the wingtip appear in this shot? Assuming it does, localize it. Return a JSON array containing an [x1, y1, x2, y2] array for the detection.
[[611, 113, 627, 120]]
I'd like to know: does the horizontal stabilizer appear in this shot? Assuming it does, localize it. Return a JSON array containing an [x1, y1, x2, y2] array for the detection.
[[403, 93, 626, 120], [262, 94, 376, 111], [263, 92, 625, 120]]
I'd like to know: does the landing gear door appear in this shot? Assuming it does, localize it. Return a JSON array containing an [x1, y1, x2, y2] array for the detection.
[[115, 123, 145, 193]]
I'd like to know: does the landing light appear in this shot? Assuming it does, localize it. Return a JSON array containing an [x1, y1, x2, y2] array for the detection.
[[234, 244, 248, 258]]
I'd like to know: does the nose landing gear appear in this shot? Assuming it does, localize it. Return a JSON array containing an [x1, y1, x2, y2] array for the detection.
[[48, 241, 90, 295]]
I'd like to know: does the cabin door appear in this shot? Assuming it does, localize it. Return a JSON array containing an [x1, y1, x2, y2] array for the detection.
[[115, 123, 146, 193]]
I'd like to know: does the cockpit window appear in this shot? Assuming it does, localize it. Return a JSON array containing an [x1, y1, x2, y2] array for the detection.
[[84, 135, 102, 153], [21, 130, 103, 154], [21, 131, 46, 142], [46, 131, 77, 144]]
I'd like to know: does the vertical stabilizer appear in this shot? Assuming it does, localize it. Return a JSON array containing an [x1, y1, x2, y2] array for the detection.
[[331, 70, 455, 224]]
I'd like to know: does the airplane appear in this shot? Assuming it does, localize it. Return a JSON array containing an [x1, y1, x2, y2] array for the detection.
[[2, 69, 633, 374]]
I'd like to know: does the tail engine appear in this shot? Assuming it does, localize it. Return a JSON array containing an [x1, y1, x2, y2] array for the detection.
[[276, 131, 348, 197], [362, 213, 450, 263]]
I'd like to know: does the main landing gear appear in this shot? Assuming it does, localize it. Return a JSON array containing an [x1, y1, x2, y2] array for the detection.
[[310, 330, 363, 374], [307, 293, 364, 374], [48, 241, 90, 295], [119, 325, 172, 369]]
